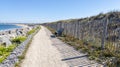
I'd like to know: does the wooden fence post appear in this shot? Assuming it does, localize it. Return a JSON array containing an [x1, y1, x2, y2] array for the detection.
[[101, 18, 108, 49]]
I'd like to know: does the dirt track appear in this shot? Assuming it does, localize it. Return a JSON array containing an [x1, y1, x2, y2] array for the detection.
[[21, 26, 68, 67]]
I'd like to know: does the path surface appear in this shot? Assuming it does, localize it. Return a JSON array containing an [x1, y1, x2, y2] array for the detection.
[[45, 26, 103, 67], [21, 26, 103, 67], [21, 26, 68, 67]]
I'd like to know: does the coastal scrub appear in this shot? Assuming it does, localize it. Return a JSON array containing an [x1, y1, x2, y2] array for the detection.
[[11, 36, 27, 44], [0, 45, 16, 63]]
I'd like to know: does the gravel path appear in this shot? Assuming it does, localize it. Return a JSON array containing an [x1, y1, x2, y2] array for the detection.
[[21, 26, 68, 67], [21, 26, 103, 67], [45, 26, 103, 67]]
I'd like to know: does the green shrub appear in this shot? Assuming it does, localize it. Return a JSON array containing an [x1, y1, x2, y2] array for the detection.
[[75, 46, 82, 50], [27, 29, 36, 35], [0, 45, 16, 63], [89, 55, 96, 60], [12, 36, 27, 44], [102, 49, 115, 57], [81, 46, 89, 53], [0, 56, 5, 63], [6, 45, 16, 52], [0, 46, 6, 53], [18, 55, 25, 60]]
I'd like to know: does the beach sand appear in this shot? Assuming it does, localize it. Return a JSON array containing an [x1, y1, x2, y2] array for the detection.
[[15, 24, 29, 28]]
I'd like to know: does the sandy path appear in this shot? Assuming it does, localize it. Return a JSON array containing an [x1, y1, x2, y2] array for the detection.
[[21, 26, 68, 67]]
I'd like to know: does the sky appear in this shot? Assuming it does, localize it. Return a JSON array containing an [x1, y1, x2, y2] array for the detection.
[[0, 0, 120, 23]]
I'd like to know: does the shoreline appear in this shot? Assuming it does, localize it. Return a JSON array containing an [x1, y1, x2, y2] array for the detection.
[[15, 24, 29, 28], [0, 24, 32, 37], [0, 24, 33, 47], [0, 24, 29, 32]]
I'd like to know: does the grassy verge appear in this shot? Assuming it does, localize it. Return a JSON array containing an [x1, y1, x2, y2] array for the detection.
[[60, 35, 120, 67], [15, 26, 41, 67], [15, 36, 33, 67], [27, 26, 41, 35]]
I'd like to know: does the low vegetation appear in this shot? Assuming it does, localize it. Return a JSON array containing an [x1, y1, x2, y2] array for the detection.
[[15, 26, 41, 67], [27, 26, 41, 35], [45, 11, 120, 67], [11, 36, 27, 44], [27, 29, 36, 35], [47, 26, 120, 67], [58, 35, 120, 67], [0, 45, 16, 63], [0, 36, 26, 63], [0, 26, 41, 64]]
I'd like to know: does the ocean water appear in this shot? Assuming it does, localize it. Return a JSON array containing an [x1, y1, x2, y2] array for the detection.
[[0, 23, 22, 31]]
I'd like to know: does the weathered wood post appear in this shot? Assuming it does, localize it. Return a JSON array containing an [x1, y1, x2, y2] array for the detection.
[[81, 23, 84, 40], [78, 21, 81, 40], [101, 18, 108, 49]]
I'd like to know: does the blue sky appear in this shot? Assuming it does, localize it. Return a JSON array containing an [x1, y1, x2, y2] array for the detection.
[[0, 0, 120, 23]]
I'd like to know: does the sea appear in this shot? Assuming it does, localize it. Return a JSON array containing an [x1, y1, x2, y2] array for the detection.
[[0, 23, 22, 31]]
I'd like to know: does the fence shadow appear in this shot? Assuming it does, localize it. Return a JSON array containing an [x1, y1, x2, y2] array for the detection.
[[61, 54, 88, 61]]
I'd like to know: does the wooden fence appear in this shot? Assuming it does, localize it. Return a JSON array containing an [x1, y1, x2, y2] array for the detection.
[[43, 18, 120, 52]]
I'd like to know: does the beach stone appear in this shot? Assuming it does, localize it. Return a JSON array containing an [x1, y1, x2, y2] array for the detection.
[[16, 29, 28, 36], [0, 26, 36, 67], [0, 33, 34, 67], [16, 30, 22, 36], [0, 36, 12, 46]]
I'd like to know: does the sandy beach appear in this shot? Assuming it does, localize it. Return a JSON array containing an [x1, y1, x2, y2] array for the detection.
[[15, 24, 29, 28]]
